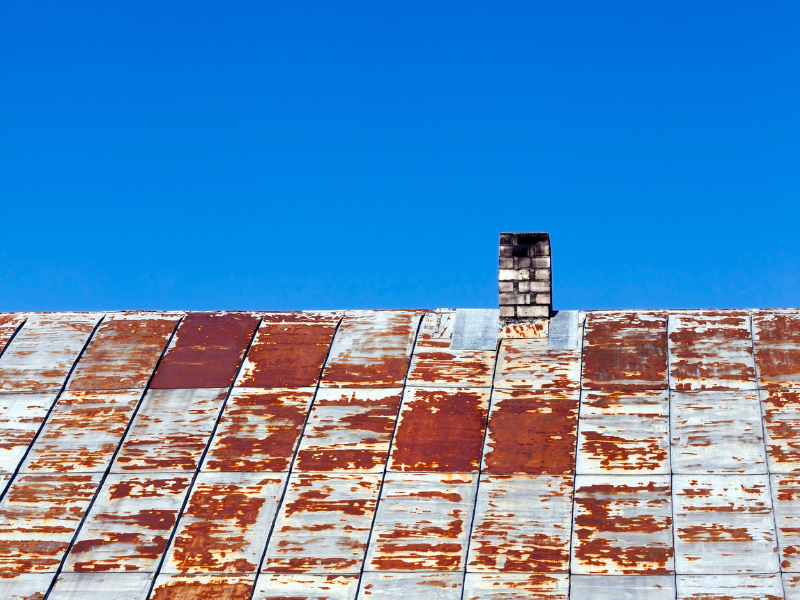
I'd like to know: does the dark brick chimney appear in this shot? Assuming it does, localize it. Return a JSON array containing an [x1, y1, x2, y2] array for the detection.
[[499, 232, 552, 319]]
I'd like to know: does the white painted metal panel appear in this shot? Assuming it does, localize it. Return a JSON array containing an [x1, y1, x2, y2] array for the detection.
[[252, 574, 359, 599], [770, 473, 800, 572], [49, 572, 153, 599], [149, 573, 255, 599], [462, 573, 569, 599], [569, 575, 676, 600], [493, 338, 581, 390], [357, 572, 462, 599], [676, 574, 784, 599], [0, 392, 59, 472], [0, 572, 54, 600]]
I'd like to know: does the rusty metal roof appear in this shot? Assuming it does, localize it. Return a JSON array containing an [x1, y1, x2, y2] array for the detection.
[[1, 308, 799, 598]]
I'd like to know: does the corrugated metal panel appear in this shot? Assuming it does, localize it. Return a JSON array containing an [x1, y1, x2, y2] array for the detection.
[[670, 390, 767, 474], [63, 474, 192, 572], [673, 474, 779, 574], [162, 472, 287, 574], [112, 388, 227, 472], [0, 313, 102, 392], [67, 312, 181, 391], [467, 474, 573, 573], [571, 475, 674, 575], [150, 574, 255, 600], [498, 321, 548, 340], [676, 574, 784, 600], [203, 388, 314, 472], [569, 575, 676, 599], [406, 313, 495, 387], [462, 574, 569, 600], [261, 472, 382, 573], [668, 311, 757, 391], [761, 388, 800, 473], [236, 314, 339, 388], [150, 312, 260, 389], [252, 574, 359, 599], [49, 573, 153, 599], [320, 311, 422, 388], [364, 473, 477, 571], [0, 473, 102, 572], [357, 572, 462, 599], [753, 309, 800, 389], [388, 387, 489, 473], [0, 573, 53, 600], [0, 313, 26, 351], [294, 388, 403, 473], [20, 389, 142, 473], [582, 311, 668, 390], [770, 473, 800, 571], [576, 390, 670, 474], [0, 392, 59, 472], [482, 389, 579, 475], [493, 339, 581, 390]]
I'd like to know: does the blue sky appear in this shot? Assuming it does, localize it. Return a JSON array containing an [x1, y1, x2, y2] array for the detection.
[[2, 2, 798, 311]]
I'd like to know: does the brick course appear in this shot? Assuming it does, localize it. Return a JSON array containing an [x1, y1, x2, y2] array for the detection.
[[499, 232, 552, 319]]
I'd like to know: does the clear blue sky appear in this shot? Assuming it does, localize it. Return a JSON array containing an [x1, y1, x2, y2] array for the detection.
[[2, 2, 798, 311]]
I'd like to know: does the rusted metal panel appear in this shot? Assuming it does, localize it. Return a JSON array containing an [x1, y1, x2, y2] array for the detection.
[[467, 474, 573, 573], [112, 388, 227, 472], [388, 387, 489, 473], [0, 573, 53, 600], [673, 474, 779, 574], [0, 392, 59, 472], [668, 311, 757, 391], [482, 389, 579, 475], [493, 338, 581, 390], [0, 313, 26, 352], [150, 312, 260, 389], [295, 388, 403, 472], [462, 574, 569, 600], [670, 390, 767, 474], [357, 572, 462, 599], [406, 313, 495, 387], [203, 388, 314, 472], [761, 388, 800, 473], [236, 314, 339, 388], [364, 473, 477, 571], [576, 390, 670, 474], [0, 313, 102, 392], [785, 574, 800, 600], [676, 574, 784, 600], [252, 574, 359, 599], [150, 574, 255, 600], [320, 311, 422, 388], [49, 572, 153, 599], [770, 474, 800, 571], [753, 309, 800, 389], [20, 389, 142, 473], [0, 473, 11, 496], [261, 472, 382, 573], [571, 475, 674, 575], [0, 473, 102, 572], [63, 474, 192, 572], [162, 472, 287, 574], [260, 311, 342, 324], [569, 575, 676, 599], [499, 320, 548, 340], [582, 311, 668, 390]]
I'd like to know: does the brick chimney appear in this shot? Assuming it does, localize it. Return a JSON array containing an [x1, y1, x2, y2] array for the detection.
[[499, 232, 552, 319]]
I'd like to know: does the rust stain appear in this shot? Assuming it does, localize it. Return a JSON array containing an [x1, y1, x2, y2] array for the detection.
[[753, 310, 800, 389], [253, 573, 360, 599], [493, 338, 581, 390], [0, 392, 59, 473], [151, 574, 254, 600], [761, 389, 800, 472], [464, 573, 569, 600], [768, 474, 800, 571], [498, 321, 548, 340], [0, 313, 26, 353]]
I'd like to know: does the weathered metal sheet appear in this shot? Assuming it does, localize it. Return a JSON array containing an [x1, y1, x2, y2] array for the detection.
[[462, 574, 569, 600], [112, 388, 227, 472], [547, 310, 580, 350], [388, 387, 489, 473], [769, 473, 800, 571], [569, 575, 676, 600], [576, 390, 670, 474], [670, 390, 767, 474], [0, 473, 102, 572], [320, 311, 422, 388], [0, 392, 59, 472], [582, 311, 668, 390], [482, 389, 579, 475], [150, 574, 255, 600], [162, 472, 287, 574], [0, 313, 102, 392], [364, 473, 477, 571], [236, 314, 339, 388], [673, 474, 779, 574], [63, 474, 192, 572], [0, 313, 26, 352], [150, 312, 260, 389], [753, 309, 800, 389], [252, 574, 359, 599], [203, 388, 314, 472], [406, 313, 495, 387], [785, 574, 800, 600], [450, 308, 499, 350], [261, 472, 382, 573], [295, 388, 403, 472], [499, 320, 548, 340], [668, 311, 757, 391], [571, 475, 674, 575], [467, 474, 573, 572], [493, 339, 581, 390], [357, 572, 462, 599], [0, 573, 54, 600], [761, 388, 800, 473], [49, 572, 153, 599], [676, 574, 784, 600], [0, 473, 11, 496], [67, 312, 181, 391], [20, 389, 142, 473]]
